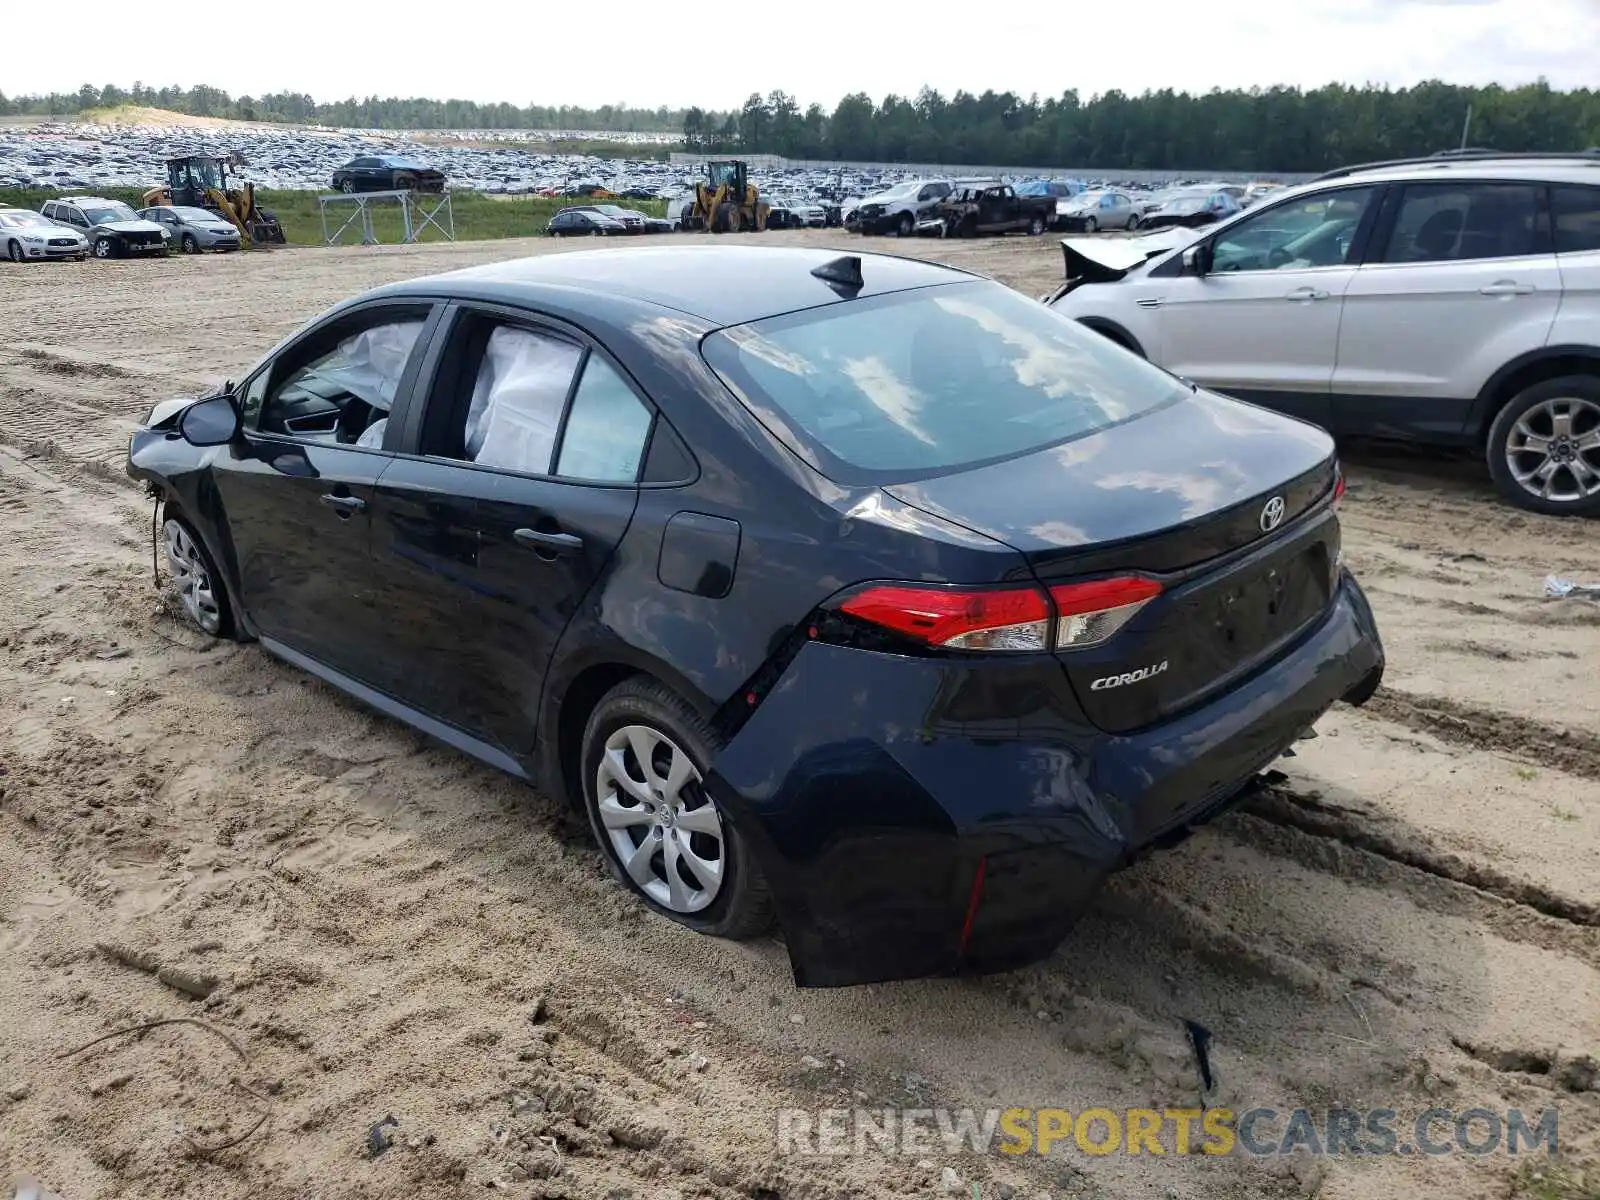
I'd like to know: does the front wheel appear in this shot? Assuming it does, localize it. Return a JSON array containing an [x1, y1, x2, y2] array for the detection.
[[581, 678, 773, 938], [182, 233, 199, 254], [896, 212, 914, 237], [162, 512, 235, 637], [6, 239, 22, 263], [1084, 216, 1098, 233], [93, 237, 115, 259], [1486, 376, 1600, 516]]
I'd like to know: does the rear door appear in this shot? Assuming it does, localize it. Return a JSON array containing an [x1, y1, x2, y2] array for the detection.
[[364, 303, 654, 755], [1147, 184, 1383, 425], [211, 300, 439, 678], [1333, 181, 1560, 437]]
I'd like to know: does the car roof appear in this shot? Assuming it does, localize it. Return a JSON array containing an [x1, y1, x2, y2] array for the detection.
[[1321, 154, 1600, 187], [406, 245, 974, 326]]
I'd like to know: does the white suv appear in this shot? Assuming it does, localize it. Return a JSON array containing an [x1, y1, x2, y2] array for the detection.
[[1049, 152, 1600, 515]]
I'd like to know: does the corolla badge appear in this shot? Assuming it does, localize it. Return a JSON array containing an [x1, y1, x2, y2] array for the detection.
[[1259, 496, 1287, 533], [1090, 661, 1169, 690]]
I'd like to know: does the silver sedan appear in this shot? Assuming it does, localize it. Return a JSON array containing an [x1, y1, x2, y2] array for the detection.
[[138, 206, 243, 253]]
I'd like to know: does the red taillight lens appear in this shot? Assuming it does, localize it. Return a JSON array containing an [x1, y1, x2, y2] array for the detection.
[[837, 576, 1162, 653], [1049, 576, 1162, 649], [1332, 468, 1347, 508], [839, 584, 1052, 652]]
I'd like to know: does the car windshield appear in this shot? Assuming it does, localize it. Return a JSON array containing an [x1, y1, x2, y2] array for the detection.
[[173, 206, 220, 221], [84, 202, 138, 223], [703, 281, 1188, 480]]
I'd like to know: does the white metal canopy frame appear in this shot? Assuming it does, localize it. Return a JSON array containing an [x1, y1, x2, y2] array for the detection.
[[317, 188, 456, 246]]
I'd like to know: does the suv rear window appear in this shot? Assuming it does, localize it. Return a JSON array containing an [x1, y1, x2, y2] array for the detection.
[[702, 281, 1188, 482]]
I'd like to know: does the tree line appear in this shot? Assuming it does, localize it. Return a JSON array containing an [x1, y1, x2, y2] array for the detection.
[[0, 83, 686, 134], [2, 81, 1597, 172]]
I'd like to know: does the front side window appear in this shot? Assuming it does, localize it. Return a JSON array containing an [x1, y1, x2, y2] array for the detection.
[[1379, 183, 1549, 264], [256, 313, 427, 445], [703, 281, 1188, 481], [1553, 186, 1600, 254], [1210, 186, 1378, 273]]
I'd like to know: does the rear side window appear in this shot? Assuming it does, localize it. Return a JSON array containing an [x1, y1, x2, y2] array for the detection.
[[702, 281, 1189, 482], [463, 326, 583, 474], [556, 357, 653, 482], [1380, 183, 1550, 263], [1553, 186, 1600, 253]]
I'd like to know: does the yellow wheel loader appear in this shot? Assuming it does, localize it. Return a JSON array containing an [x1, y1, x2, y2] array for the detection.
[[143, 155, 287, 248], [681, 160, 769, 233]]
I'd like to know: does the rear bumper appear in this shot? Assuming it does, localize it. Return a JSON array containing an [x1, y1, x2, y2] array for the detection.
[[706, 569, 1383, 986]]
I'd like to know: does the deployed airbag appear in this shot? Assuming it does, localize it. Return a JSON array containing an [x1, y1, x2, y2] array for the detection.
[[303, 319, 425, 413], [465, 326, 583, 472]]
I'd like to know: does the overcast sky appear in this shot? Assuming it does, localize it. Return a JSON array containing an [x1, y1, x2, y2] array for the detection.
[[9, 0, 1595, 111]]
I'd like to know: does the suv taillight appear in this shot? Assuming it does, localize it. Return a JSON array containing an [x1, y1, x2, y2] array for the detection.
[[837, 576, 1162, 653]]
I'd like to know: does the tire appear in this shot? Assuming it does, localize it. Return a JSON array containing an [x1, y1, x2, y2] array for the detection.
[[1485, 375, 1600, 516], [6, 239, 21, 263], [161, 509, 235, 637], [896, 211, 914, 237], [340, 180, 356, 194], [712, 201, 733, 234], [181, 234, 199, 254], [581, 678, 773, 939], [93, 237, 115, 259], [1084, 216, 1098, 233], [1127, 213, 1141, 230], [1028, 214, 1045, 236]]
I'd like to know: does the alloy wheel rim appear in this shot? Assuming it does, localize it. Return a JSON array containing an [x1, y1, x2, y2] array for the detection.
[[595, 724, 725, 914], [95, 240, 110, 258], [163, 520, 221, 633], [1505, 396, 1600, 504]]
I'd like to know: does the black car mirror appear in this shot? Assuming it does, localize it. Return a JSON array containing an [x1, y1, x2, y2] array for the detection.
[[179, 394, 241, 446]]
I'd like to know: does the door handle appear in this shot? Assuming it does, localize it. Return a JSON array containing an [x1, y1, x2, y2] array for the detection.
[[319, 493, 366, 515], [514, 527, 584, 554], [1283, 287, 1330, 301], [1134, 297, 1163, 309], [1479, 281, 1534, 296]]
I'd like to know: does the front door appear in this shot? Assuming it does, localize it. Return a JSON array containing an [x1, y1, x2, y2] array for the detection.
[[365, 306, 654, 755], [212, 301, 437, 680], [1146, 184, 1383, 426]]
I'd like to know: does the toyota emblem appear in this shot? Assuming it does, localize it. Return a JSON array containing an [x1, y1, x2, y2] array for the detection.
[[1259, 496, 1287, 532]]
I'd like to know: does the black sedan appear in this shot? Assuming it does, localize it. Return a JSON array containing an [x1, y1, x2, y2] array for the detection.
[[330, 155, 447, 194], [125, 246, 1384, 987]]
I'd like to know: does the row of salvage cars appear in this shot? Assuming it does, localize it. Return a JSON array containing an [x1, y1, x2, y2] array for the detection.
[[2, 197, 244, 261]]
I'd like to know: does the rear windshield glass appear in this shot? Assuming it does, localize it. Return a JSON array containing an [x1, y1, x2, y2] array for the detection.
[[701, 281, 1187, 481]]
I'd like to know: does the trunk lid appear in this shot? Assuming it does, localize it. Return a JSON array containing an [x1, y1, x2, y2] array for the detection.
[[883, 389, 1341, 732]]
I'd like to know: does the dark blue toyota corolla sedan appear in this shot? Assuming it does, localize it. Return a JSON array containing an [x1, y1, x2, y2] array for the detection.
[[127, 245, 1384, 986]]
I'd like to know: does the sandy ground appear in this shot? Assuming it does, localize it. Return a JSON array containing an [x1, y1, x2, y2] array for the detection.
[[0, 230, 1596, 1200]]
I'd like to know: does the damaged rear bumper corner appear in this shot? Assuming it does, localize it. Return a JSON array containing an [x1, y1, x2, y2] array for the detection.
[[704, 571, 1385, 987]]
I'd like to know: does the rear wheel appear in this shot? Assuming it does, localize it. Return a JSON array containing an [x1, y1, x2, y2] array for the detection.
[[581, 679, 772, 938], [1126, 212, 1141, 230], [340, 180, 357, 194], [162, 512, 235, 637], [1028, 214, 1045, 235], [1486, 375, 1600, 516]]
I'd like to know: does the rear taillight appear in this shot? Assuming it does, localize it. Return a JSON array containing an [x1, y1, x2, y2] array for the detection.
[[839, 584, 1052, 651], [1050, 577, 1162, 649], [836, 576, 1162, 653], [1332, 463, 1346, 509]]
